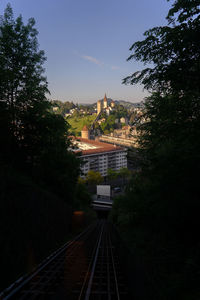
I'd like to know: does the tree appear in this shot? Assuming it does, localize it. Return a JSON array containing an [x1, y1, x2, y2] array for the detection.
[[86, 170, 103, 185], [118, 167, 131, 185], [122, 0, 200, 222], [107, 168, 118, 181], [123, 0, 200, 177], [123, 0, 200, 95], [74, 177, 91, 209], [100, 114, 116, 134], [115, 104, 128, 118], [0, 4, 49, 123], [119, 1, 200, 297], [51, 100, 76, 115], [0, 4, 81, 201], [0, 4, 49, 164]]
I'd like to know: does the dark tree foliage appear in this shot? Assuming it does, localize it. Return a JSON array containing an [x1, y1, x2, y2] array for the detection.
[[123, 0, 200, 95], [0, 4, 80, 201], [0, 4, 48, 162], [114, 104, 128, 118], [0, 5, 81, 290], [100, 114, 116, 133], [51, 100, 76, 115], [0, 5, 48, 117], [122, 0, 200, 229], [117, 1, 200, 297]]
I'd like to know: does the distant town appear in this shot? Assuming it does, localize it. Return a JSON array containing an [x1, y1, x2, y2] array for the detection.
[[52, 94, 144, 178]]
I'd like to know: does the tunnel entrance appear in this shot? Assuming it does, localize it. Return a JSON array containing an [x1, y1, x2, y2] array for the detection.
[[95, 208, 110, 219]]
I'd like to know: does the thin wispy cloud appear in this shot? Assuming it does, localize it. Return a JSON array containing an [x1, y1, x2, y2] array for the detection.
[[76, 51, 120, 70], [111, 65, 120, 70], [81, 55, 103, 66]]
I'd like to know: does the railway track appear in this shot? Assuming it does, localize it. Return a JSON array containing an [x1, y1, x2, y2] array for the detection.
[[0, 220, 130, 300]]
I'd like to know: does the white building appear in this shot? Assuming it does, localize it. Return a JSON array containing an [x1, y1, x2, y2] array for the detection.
[[73, 138, 127, 177], [53, 106, 59, 112], [120, 117, 128, 124]]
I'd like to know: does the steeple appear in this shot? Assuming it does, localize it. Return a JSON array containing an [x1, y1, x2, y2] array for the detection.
[[103, 93, 108, 108]]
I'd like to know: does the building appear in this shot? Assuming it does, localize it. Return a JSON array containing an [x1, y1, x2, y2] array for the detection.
[[103, 93, 108, 109], [112, 126, 132, 138], [99, 135, 138, 148], [97, 118, 106, 124], [97, 100, 102, 115], [96, 94, 115, 115], [111, 100, 115, 108], [81, 125, 90, 139], [105, 107, 111, 115], [99, 125, 139, 147], [73, 137, 127, 177], [120, 117, 128, 124]]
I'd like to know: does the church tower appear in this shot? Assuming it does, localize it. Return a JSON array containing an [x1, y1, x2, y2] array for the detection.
[[103, 93, 108, 109], [97, 100, 102, 115]]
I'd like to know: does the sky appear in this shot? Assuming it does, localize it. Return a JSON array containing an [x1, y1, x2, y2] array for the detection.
[[0, 0, 172, 103]]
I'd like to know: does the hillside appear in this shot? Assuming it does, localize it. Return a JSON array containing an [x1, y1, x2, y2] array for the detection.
[[52, 99, 143, 111], [67, 114, 97, 136]]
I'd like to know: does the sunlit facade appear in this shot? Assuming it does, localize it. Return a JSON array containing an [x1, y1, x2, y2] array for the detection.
[[73, 138, 127, 177]]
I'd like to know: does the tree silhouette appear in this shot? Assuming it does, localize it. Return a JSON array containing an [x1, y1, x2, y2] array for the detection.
[[117, 1, 200, 297], [0, 4, 80, 201]]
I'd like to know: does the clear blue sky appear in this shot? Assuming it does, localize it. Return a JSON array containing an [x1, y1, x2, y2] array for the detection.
[[0, 0, 171, 103]]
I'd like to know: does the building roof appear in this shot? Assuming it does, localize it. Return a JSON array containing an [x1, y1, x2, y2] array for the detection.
[[81, 125, 89, 131], [122, 125, 130, 130], [73, 137, 125, 156]]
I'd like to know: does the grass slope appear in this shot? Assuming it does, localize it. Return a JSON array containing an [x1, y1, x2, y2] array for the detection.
[[67, 114, 96, 136]]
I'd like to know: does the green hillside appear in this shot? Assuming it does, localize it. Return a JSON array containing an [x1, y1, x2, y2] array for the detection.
[[67, 114, 96, 136]]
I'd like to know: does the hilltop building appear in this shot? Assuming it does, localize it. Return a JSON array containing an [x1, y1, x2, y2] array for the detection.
[[97, 100, 102, 115], [106, 107, 111, 116], [96, 93, 114, 115], [103, 94, 108, 109], [111, 100, 115, 108]]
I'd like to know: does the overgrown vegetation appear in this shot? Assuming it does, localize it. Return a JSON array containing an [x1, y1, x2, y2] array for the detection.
[[113, 0, 200, 298], [0, 4, 88, 290], [99, 105, 128, 134], [0, 4, 81, 201], [0, 168, 73, 291], [51, 100, 76, 115]]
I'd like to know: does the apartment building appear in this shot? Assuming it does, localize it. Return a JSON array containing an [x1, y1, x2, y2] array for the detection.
[[73, 138, 127, 177]]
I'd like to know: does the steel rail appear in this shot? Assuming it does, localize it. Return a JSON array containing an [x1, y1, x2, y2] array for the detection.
[[1, 221, 129, 300], [109, 227, 120, 300], [77, 220, 104, 300], [98, 226, 107, 298], [78, 221, 123, 300], [25, 221, 101, 294], [77, 221, 123, 300], [0, 221, 98, 300], [84, 222, 104, 300], [106, 230, 111, 300]]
